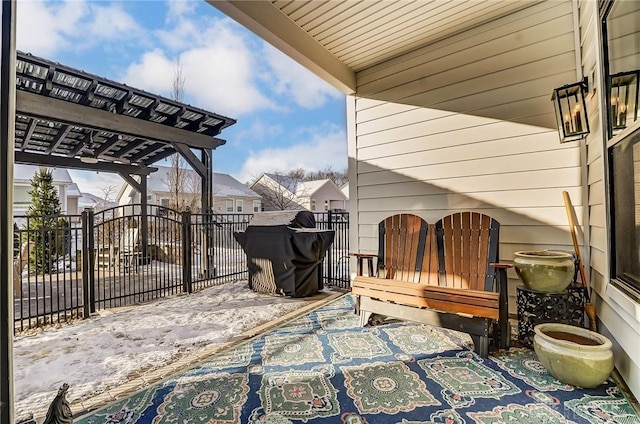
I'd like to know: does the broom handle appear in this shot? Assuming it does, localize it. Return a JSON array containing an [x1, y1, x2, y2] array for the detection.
[[563, 191, 598, 332], [562, 191, 588, 289]]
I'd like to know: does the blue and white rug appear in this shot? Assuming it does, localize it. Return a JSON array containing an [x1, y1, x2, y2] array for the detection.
[[75, 295, 639, 423]]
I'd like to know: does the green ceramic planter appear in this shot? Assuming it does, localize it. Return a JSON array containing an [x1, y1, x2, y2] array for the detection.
[[534, 323, 614, 388], [513, 250, 574, 292]]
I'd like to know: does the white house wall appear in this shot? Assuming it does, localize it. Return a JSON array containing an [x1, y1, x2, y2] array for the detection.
[[309, 183, 347, 212], [351, 0, 582, 312], [579, 0, 640, 399]]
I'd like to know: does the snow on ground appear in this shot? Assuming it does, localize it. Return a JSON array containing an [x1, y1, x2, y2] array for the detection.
[[13, 280, 326, 419]]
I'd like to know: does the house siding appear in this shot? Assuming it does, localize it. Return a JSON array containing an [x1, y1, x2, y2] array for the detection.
[[309, 183, 347, 212], [352, 0, 581, 312], [579, 0, 640, 398]]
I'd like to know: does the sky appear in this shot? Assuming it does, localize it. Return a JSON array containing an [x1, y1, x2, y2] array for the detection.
[[15, 0, 348, 196], [13, 280, 331, 420]]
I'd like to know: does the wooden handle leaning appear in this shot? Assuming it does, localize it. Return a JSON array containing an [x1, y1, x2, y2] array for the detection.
[[562, 191, 598, 332]]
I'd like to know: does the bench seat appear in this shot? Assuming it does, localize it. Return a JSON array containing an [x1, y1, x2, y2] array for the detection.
[[352, 213, 510, 357]]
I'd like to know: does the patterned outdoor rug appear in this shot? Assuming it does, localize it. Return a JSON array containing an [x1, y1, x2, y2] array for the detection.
[[76, 295, 639, 424]]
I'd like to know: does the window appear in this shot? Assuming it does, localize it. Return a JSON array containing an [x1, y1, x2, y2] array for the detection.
[[310, 199, 316, 210], [253, 200, 261, 213], [604, 1, 640, 137], [609, 130, 640, 294], [604, 1, 640, 298], [161, 198, 169, 207], [236, 199, 243, 213], [226, 199, 234, 213]]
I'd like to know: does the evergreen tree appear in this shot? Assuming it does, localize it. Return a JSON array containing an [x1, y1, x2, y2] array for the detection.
[[26, 168, 64, 274]]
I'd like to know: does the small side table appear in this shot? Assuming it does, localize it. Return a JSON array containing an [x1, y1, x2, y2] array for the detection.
[[350, 253, 376, 277], [516, 285, 586, 347]]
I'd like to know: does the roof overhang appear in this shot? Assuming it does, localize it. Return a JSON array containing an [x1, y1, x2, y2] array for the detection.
[[209, 0, 542, 94], [209, 1, 356, 94]]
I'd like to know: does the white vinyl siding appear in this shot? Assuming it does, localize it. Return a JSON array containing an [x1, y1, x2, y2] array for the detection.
[[352, 0, 580, 313]]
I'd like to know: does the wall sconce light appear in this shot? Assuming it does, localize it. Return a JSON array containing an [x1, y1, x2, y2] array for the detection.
[[610, 70, 639, 131], [551, 77, 590, 142]]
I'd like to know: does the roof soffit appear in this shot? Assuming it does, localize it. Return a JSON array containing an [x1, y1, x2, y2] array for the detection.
[[210, 0, 542, 93]]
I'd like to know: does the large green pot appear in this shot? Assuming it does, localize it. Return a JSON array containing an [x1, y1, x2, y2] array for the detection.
[[513, 250, 574, 292], [534, 323, 613, 388]]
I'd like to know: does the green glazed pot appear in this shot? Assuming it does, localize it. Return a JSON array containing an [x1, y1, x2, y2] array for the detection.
[[534, 323, 613, 388], [513, 250, 574, 292]]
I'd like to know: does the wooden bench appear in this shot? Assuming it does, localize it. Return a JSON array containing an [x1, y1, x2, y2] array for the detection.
[[352, 212, 510, 357]]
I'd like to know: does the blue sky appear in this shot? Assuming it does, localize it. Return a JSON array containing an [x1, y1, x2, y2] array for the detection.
[[16, 0, 347, 195]]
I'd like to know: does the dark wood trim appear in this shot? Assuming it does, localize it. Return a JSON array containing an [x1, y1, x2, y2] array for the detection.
[[46, 124, 71, 153], [20, 117, 37, 151], [172, 142, 207, 177], [15, 151, 157, 175], [16, 90, 223, 150]]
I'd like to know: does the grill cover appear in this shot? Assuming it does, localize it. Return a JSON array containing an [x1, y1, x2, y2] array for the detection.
[[233, 211, 335, 297]]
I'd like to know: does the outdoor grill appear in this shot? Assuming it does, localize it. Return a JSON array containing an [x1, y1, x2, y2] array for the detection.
[[233, 210, 334, 297]]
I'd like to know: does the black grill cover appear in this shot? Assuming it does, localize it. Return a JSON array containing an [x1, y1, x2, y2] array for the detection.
[[233, 211, 335, 297]]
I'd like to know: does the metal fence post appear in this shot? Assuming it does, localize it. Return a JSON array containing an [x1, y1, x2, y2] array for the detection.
[[327, 210, 333, 285], [182, 211, 192, 294], [81, 209, 96, 316], [87, 209, 96, 314]]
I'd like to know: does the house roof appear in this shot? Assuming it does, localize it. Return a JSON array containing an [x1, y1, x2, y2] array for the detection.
[[121, 166, 261, 199], [13, 163, 74, 184], [256, 173, 346, 199], [295, 179, 346, 199], [66, 182, 82, 198], [209, 0, 539, 94]]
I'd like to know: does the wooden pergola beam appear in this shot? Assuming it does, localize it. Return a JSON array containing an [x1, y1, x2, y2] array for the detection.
[[15, 151, 157, 175], [16, 90, 226, 151]]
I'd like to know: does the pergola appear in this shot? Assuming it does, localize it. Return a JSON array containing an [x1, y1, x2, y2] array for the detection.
[[14, 50, 236, 214]]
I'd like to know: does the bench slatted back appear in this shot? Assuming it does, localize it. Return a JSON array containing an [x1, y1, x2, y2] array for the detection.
[[436, 212, 500, 291], [378, 214, 436, 283]]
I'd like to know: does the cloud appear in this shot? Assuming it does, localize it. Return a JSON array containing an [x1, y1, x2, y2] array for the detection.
[[16, 0, 143, 57], [83, 3, 143, 42], [123, 18, 275, 116], [165, 0, 198, 22], [16, 0, 87, 56], [120, 49, 175, 95], [262, 45, 342, 109], [236, 124, 347, 183], [231, 120, 285, 147]]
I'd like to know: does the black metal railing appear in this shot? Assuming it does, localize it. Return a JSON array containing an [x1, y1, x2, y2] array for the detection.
[[13, 214, 84, 332], [12, 208, 350, 332], [315, 210, 350, 290]]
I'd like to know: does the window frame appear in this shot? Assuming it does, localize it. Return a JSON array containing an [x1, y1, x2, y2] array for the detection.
[[601, 0, 640, 301]]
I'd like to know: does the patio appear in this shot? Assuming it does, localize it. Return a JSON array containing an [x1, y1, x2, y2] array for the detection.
[[71, 294, 639, 423]]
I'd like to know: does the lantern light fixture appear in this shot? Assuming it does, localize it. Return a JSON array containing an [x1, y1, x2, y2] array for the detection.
[[551, 77, 590, 143], [610, 70, 639, 132]]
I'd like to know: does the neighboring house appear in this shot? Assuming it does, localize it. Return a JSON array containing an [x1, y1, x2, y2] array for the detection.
[[13, 164, 81, 216], [214, 0, 640, 398], [250, 173, 347, 212], [78, 192, 119, 212], [340, 183, 349, 202], [117, 166, 261, 214]]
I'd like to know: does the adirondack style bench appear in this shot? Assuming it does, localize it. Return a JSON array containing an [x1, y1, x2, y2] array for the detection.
[[351, 212, 510, 357]]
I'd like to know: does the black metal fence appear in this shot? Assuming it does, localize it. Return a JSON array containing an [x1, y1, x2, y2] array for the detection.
[[12, 208, 350, 332], [315, 210, 350, 290]]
